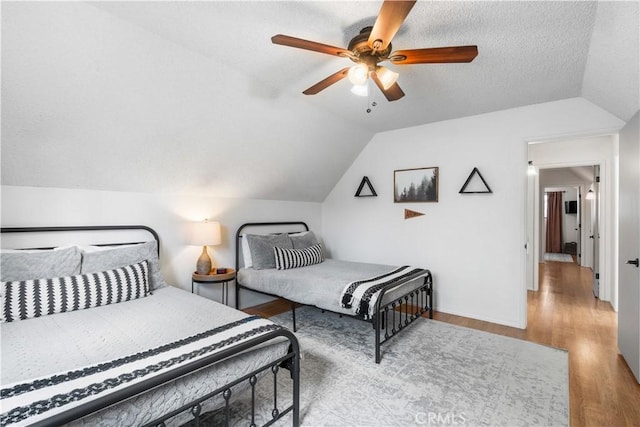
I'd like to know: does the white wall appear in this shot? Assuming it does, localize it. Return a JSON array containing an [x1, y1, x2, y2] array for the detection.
[[529, 134, 618, 309], [322, 98, 624, 328], [0, 185, 322, 308]]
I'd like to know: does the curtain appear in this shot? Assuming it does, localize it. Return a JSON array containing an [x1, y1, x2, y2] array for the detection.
[[546, 191, 563, 253]]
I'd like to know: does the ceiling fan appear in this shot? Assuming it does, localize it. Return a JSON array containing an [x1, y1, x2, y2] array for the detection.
[[271, 0, 478, 102]]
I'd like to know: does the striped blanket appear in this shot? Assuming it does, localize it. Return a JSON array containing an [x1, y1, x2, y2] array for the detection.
[[0, 316, 281, 426], [340, 266, 430, 319]]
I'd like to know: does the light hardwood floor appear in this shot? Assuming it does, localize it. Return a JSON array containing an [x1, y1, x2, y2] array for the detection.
[[244, 259, 640, 426]]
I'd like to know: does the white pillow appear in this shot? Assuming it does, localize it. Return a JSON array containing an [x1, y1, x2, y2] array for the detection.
[[0, 245, 76, 253], [79, 243, 139, 253], [241, 235, 253, 268]]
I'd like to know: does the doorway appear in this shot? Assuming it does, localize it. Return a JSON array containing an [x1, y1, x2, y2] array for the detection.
[[531, 165, 601, 295], [541, 185, 581, 265], [526, 134, 617, 306]]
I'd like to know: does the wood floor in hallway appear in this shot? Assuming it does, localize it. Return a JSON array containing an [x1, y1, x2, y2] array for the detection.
[[244, 259, 640, 426]]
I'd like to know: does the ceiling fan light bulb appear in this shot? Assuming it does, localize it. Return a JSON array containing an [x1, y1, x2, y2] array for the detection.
[[348, 63, 369, 86], [350, 84, 368, 97], [376, 66, 399, 90]]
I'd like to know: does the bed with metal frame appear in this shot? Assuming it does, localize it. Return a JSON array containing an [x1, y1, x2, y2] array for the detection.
[[0, 225, 300, 427], [235, 221, 433, 364]]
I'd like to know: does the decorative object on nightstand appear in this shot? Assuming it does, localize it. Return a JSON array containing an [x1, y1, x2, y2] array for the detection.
[[192, 268, 236, 305], [189, 219, 221, 275]]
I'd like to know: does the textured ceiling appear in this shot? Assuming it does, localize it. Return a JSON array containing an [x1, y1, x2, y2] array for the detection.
[[1, 1, 638, 202]]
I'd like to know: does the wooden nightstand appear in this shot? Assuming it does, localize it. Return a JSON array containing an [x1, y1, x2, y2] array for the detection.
[[191, 268, 236, 305]]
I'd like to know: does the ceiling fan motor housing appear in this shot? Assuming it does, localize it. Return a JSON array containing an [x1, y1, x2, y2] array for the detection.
[[347, 26, 391, 68]]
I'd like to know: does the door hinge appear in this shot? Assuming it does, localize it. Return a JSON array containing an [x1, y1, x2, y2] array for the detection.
[[595, 273, 600, 279], [596, 176, 600, 183]]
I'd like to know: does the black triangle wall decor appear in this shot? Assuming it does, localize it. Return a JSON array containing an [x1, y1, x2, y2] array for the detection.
[[459, 167, 493, 194], [355, 176, 377, 197]]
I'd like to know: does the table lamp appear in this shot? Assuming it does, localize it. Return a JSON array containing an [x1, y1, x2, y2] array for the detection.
[[190, 220, 222, 275]]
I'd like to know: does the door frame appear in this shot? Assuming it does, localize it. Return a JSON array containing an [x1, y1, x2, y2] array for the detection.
[[532, 161, 608, 298], [525, 134, 619, 314]]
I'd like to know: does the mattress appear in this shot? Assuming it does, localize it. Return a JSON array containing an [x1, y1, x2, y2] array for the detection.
[[238, 258, 428, 316], [0, 286, 289, 426]]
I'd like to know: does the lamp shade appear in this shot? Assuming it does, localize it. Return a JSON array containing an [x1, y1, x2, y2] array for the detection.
[[190, 220, 221, 246], [348, 63, 369, 86], [376, 66, 399, 90]]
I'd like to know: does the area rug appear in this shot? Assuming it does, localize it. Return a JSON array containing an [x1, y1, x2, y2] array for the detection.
[[199, 307, 568, 426], [544, 253, 574, 263]]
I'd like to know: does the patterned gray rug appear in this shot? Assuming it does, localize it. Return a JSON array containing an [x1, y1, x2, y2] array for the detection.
[[202, 306, 568, 426]]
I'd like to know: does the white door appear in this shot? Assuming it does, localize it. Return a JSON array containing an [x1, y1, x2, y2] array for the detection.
[[592, 165, 600, 298], [618, 111, 640, 383]]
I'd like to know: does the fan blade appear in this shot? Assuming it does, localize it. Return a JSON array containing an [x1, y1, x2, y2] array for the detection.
[[370, 70, 405, 101], [390, 46, 478, 64], [272, 34, 351, 57], [303, 68, 350, 95], [368, 0, 416, 52]]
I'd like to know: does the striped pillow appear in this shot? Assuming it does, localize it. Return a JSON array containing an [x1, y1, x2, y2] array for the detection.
[[274, 243, 324, 270], [0, 261, 149, 323]]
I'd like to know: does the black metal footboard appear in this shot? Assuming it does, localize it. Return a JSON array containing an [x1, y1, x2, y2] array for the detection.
[[30, 329, 300, 427], [373, 271, 433, 363], [143, 329, 301, 427]]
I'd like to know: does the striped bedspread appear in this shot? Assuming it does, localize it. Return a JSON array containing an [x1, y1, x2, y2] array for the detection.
[[340, 266, 430, 319], [0, 316, 281, 426]]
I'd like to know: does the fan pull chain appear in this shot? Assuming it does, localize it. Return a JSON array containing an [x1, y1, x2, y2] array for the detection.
[[366, 79, 377, 114]]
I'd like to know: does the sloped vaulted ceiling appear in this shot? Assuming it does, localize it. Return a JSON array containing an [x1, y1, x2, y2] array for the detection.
[[1, 1, 638, 202]]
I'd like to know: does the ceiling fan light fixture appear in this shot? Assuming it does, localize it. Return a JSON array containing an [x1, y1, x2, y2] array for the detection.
[[350, 84, 368, 97], [348, 63, 369, 86], [376, 66, 399, 90]]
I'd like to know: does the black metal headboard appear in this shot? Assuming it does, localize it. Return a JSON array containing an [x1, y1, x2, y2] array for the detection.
[[235, 221, 309, 272], [0, 225, 160, 254]]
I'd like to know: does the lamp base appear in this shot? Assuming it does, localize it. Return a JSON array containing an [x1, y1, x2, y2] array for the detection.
[[196, 246, 212, 275]]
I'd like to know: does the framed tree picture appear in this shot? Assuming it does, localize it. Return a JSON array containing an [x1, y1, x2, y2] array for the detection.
[[394, 167, 439, 203]]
